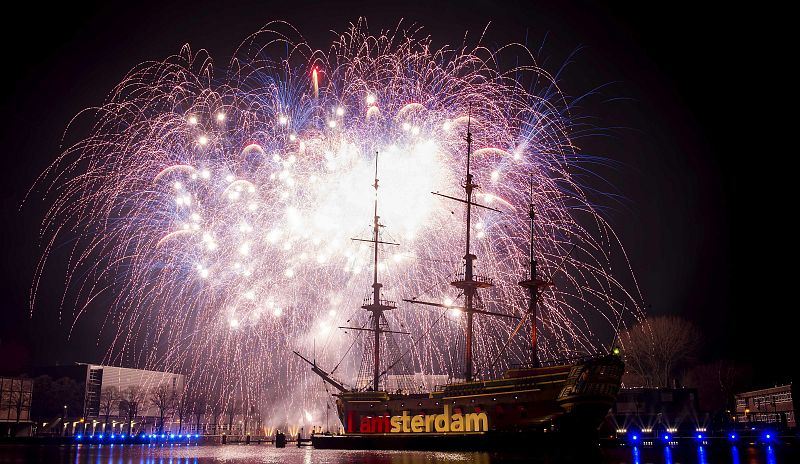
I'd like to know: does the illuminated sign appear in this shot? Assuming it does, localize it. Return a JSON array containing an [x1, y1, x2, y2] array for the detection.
[[347, 405, 489, 433]]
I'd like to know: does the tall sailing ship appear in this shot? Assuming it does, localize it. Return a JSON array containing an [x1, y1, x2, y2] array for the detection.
[[296, 122, 624, 450]]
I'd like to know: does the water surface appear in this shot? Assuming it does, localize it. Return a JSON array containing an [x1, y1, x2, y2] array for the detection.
[[0, 444, 795, 464]]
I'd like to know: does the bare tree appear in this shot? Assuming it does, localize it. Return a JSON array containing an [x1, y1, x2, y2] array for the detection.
[[685, 359, 752, 413], [174, 389, 189, 433], [8, 378, 33, 424], [99, 386, 118, 431], [619, 316, 700, 388], [149, 385, 177, 433], [189, 390, 207, 435], [226, 395, 240, 435], [210, 399, 224, 435], [119, 386, 145, 435], [253, 407, 263, 437]]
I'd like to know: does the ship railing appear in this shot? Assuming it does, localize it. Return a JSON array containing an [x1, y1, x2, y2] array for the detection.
[[513, 352, 613, 368], [362, 297, 397, 308], [434, 381, 487, 394], [452, 272, 494, 286]]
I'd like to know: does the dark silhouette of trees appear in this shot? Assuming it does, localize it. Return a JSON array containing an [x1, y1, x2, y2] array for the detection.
[[187, 389, 207, 435], [685, 359, 752, 413], [118, 386, 145, 435], [149, 384, 176, 433], [209, 398, 224, 435], [30, 375, 83, 424], [619, 316, 700, 388], [174, 388, 190, 433], [226, 394, 240, 435], [99, 386, 118, 430]]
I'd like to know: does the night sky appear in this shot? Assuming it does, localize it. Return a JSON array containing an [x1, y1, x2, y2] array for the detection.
[[0, 2, 791, 386]]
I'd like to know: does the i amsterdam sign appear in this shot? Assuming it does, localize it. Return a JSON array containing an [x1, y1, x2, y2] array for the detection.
[[347, 405, 489, 434]]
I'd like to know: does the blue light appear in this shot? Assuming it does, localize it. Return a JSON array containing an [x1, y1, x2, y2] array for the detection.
[[664, 446, 673, 464], [696, 433, 703, 439], [194, 434, 199, 438], [110, 434, 115, 439], [729, 433, 737, 440], [663, 434, 671, 441], [178, 434, 183, 438], [121, 434, 125, 438], [698, 445, 707, 464], [170, 434, 175, 439], [161, 434, 166, 439], [76, 434, 82, 440], [766, 445, 776, 464], [632, 434, 639, 441]]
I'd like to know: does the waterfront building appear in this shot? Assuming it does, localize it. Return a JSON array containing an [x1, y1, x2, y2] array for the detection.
[[26, 363, 184, 435], [0, 376, 33, 437], [734, 384, 796, 430]]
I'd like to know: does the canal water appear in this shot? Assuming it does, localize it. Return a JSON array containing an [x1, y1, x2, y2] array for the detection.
[[0, 444, 796, 464]]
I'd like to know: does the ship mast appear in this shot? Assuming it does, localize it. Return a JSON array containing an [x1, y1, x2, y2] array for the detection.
[[518, 175, 555, 367], [403, 113, 522, 383], [449, 116, 494, 382], [340, 153, 407, 391]]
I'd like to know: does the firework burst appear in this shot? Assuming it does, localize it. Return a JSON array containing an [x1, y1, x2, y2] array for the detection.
[[33, 20, 643, 429]]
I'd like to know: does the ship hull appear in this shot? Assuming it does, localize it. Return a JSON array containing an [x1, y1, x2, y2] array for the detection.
[[314, 354, 623, 450]]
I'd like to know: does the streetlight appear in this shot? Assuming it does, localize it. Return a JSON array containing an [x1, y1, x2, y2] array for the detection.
[[63, 405, 68, 436]]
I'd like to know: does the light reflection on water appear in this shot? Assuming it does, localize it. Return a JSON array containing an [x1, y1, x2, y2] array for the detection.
[[699, 445, 708, 464], [0, 443, 796, 464], [731, 446, 740, 464], [766, 446, 777, 464], [631, 446, 640, 464]]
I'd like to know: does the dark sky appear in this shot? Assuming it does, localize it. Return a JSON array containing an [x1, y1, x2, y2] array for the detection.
[[0, 2, 791, 386]]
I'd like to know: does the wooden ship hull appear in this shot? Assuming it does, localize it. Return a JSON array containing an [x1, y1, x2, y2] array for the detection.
[[312, 354, 623, 449]]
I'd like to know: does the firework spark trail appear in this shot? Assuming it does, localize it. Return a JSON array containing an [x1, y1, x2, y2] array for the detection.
[[32, 20, 644, 429]]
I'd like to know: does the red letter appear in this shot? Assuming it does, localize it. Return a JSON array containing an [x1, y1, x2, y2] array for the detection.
[[360, 417, 372, 433]]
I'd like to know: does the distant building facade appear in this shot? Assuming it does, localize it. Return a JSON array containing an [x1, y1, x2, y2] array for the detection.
[[735, 384, 796, 429], [87, 364, 185, 419], [0, 377, 33, 437], [29, 363, 184, 435]]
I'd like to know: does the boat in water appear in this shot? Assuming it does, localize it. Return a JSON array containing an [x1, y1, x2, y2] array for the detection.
[[296, 121, 624, 450]]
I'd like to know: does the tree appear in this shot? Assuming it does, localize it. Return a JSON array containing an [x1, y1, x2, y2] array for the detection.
[[226, 395, 239, 435], [210, 399, 224, 435], [684, 359, 752, 413], [99, 386, 118, 430], [30, 375, 83, 424], [174, 389, 189, 433], [619, 316, 700, 388], [8, 378, 33, 424], [119, 386, 145, 435], [188, 389, 207, 435], [149, 385, 177, 433]]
